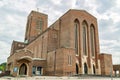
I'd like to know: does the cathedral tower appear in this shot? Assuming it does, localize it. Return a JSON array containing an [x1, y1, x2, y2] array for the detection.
[[24, 11, 48, 43]]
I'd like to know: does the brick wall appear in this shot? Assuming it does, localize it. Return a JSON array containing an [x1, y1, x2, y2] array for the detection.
[[99, 53, 113, 75]]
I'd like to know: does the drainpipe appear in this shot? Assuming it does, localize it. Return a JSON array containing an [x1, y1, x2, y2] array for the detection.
[[54, 50, 56, 76]]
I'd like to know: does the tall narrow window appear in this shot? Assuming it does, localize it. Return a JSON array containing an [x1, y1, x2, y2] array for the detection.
[[39, 18, 43, 32], [82, 21, 88, 55], [74, 19, 79, 55], [90, 25, 95, 57], [32, 66, 36, 75], [68, 55, 72, 65], [36, 18, 43, 32]]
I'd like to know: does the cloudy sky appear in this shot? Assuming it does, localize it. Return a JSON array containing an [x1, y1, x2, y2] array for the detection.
[[0, 0, 120, 64]]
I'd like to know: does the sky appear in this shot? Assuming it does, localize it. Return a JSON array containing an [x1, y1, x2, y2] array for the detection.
[[0, 0, 120, 64]]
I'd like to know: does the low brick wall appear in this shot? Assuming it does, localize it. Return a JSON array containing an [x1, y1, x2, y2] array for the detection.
[[0, 71, 10, 77]]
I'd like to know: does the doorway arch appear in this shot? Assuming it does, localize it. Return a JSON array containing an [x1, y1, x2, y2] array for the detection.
[[19, 63, 27, 75], [93, 65, 96, 74], [76, 64, 79, 74], [84, 63, 88, 74]]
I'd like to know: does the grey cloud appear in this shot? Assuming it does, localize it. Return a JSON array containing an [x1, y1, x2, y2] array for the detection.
[[96, 0, 116, 13], [0, 41, 11, 63], [0, 1, 35, 43], [99, 18, 120, 40], [98, 18, 113, 32], [75, 0, 88, 10], [0, 7, 27, 16], [36, 0, 74, 26], [0, 0, 37, 13], [110, 55, 119, 64]]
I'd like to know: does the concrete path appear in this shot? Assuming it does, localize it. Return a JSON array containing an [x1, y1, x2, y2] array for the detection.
[[0, 76, 120, 80]]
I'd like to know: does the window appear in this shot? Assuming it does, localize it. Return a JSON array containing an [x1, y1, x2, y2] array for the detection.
[[32, 66, 42, 75], [36, 18, 43, 32], [18, 44, 21, 47], [82, 21, 88, 55], [68, 55, 72, 65], [53, 34, 57, 38], [39, 18, 43, 30], [74, 19, 79, 55], [22, 45, 24, 47], [32, 66, 36, 75], [90, 25, 95, 57], [37, 67, 41, 71]]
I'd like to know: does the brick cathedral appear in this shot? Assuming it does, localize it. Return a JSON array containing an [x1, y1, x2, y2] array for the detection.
[[7, 9, 113, 76]]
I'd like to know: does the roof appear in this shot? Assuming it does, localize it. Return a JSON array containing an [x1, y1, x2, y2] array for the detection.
[[59, 9, 97, 20], [100, 53, 112, 56], [12, 40, 25, 44], [28, 10, 48, 17]]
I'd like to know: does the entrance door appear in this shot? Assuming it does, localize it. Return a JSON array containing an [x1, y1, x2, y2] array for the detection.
[[93, 65, 95, 74], [19, 63, 27, 75], [84, 63, 88, 74], [76, 64, 79, 74]]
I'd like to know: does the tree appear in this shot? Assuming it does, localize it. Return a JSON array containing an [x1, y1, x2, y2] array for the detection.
[[0, 62, 6, 71]]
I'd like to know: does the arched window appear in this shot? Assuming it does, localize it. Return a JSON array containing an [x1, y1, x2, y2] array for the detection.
[[74, 19, 79, 55], [82, 21, 88, 55], [90, 25, 95, 57]]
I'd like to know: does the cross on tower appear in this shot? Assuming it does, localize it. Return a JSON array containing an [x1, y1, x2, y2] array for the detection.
[[37, 8, 39, 12]]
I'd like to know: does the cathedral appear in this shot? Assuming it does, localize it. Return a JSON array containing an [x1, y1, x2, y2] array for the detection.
[[7, 9, 113, 76]]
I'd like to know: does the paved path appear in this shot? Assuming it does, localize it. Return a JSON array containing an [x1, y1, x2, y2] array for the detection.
[[0, 76, 120, 80]]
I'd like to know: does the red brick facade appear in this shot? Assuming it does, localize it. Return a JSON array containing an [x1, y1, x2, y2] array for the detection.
[[99, 53, 113, 76], [7, 9, 113, 76]]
